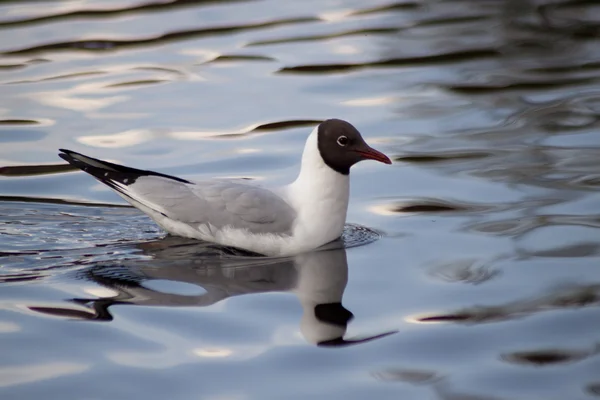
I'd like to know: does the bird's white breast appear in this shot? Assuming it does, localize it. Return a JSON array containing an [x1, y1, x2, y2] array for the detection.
[[284, 128, 350, 252]]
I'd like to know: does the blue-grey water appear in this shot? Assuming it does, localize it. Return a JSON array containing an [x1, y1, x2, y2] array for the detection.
[[2, 0, 600, 399]]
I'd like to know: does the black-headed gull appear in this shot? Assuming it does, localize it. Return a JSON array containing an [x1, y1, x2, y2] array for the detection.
[[59, 119, 391, 256]]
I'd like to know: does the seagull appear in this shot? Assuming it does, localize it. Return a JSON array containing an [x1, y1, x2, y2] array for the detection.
[[59, 119, 391, 256]]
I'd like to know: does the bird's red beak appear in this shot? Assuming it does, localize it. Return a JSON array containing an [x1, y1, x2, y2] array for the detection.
[[355, 146, 392, 164]]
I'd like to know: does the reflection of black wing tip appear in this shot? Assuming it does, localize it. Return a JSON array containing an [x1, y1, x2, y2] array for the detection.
[[27, 298, 118, 322], [70, 298, 119, 321]]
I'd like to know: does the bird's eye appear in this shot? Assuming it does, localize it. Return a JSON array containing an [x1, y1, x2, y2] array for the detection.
[[337, 135, 349, 147]]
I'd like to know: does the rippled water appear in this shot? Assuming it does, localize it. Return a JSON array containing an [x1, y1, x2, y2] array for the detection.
[[2, 0, 600, 399]]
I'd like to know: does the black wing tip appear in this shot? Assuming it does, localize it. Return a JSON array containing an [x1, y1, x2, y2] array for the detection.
[[57, 148, 192, 185], [59, 148, 75, 156], [58, 150, 76, 165], [58, 149, 85, 169], [58, 149, 79, 162]]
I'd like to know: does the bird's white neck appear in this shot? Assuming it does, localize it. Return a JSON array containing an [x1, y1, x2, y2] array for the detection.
[[287, 128, 350, 249]]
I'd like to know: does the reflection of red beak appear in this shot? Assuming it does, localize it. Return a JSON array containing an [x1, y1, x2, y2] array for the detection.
[[355, 147, 392, 164]]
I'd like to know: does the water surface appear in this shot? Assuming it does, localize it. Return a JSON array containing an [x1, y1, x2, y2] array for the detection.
[[2, 0, 600, 399]]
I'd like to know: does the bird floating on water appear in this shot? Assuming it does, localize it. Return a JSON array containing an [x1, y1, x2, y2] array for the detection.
[[59, 119, 391, 256]]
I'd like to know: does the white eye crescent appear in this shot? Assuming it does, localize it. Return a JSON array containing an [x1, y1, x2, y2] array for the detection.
[[337, 135, 349, 146]]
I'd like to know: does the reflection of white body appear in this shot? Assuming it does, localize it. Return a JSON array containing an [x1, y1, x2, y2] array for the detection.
[[37, 241, 396, 346]]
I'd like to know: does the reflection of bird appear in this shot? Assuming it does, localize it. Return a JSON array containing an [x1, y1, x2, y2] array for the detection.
[[291, 249, 395, 347], [58, 119, 391, 256], [31, 240, 396, 347]]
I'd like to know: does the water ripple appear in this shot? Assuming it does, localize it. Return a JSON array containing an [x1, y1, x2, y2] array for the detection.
[[278, 48, 501, 74], [1, 16, 319, 56], [246, 27, 399, 47], [0, 0, 251, 27]]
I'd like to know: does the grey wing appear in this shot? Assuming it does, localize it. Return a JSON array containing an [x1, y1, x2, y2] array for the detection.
[[127, 178, 296, 235], [57, 149, 294, 234]]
